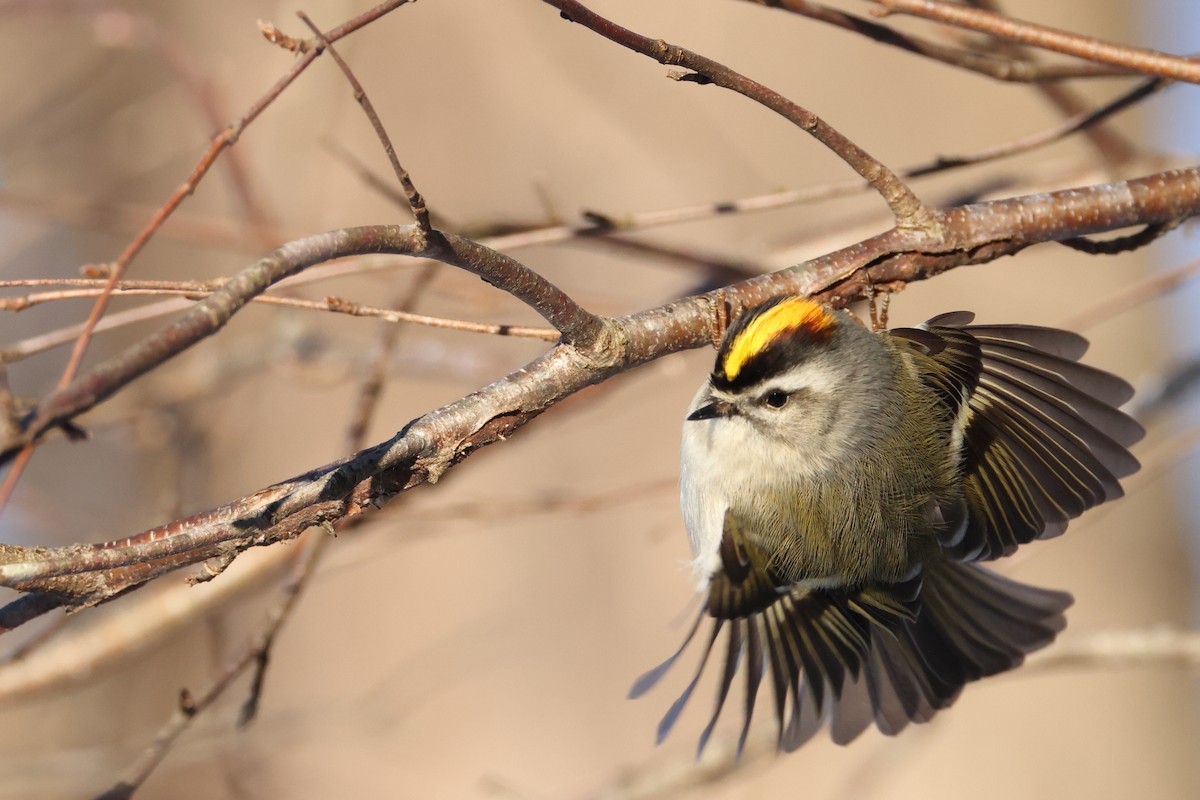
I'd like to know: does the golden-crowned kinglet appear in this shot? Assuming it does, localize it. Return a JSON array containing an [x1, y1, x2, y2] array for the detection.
[[632, 296, 1143, 753]]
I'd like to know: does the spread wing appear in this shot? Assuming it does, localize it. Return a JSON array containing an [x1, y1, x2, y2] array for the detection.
[[631, 512, 1069, 753], [629, 518, 922, 753], [891, 312, 1143, 561]]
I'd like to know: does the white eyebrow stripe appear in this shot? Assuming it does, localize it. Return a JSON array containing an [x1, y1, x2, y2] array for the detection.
[[757, 364, 837, 396]]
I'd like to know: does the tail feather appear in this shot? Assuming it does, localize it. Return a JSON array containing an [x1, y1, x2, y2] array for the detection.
[[737, 620, 765, 755], [697, 618, 742, 755], [854, 561, 1069, 736], [635, 560, 1071, 753]]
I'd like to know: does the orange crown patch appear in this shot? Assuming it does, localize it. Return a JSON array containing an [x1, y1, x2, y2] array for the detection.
[[720, 297, 834, 381]]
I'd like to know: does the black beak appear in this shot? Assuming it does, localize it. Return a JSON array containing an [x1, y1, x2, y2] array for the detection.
[[687, 400, 734, 421]]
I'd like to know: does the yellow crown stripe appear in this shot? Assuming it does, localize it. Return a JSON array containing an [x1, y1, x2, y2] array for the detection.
[[721, 297, 833, 380]]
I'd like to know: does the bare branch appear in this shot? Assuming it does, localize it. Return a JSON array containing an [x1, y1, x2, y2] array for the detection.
[[5, 79, 1161, 372], [545, 0, 936, 231], [0, 280, 559, 340], [53, 0, 414, 392], [4, 5, 1192, 794], [1, 167, 1198, 612], [297, 10, 432, 233], [907, 77, 1165, 175], [955, 0, 1138, 166], [734, 0, 1131, 81], [0, 0, 417, 511], [1, 227, 600, 463], [92, 532, 326, 800], [1060, 219, 1183, 255], [1026, 627, 1200, 672], [94, 265, 442, 796], [869, 0, 1200, 83]]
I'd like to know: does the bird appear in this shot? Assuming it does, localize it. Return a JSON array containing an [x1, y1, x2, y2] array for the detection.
[[630, 295, 1143, 754]]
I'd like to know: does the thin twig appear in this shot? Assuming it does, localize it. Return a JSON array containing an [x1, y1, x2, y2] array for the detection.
[[734, 0, 1130, 82], [4, 80, 1160, 369], [1063, 253, 1200, 332], [0, 281, 558, 341], [545, 0, 936, 232], [97, 239, 443, 800], [870, 0, 1200, 84], [320, 295, 557, 339], [906, 77, 1165, 175], [1060, 219, 1183, 255], [1, 226, 597, 462], [73, 0, 411, 354], [958, 0, 1137, 166], [298, 11, 432, 233], [0, 0, 415, 513], [93, 535, 326, 800]]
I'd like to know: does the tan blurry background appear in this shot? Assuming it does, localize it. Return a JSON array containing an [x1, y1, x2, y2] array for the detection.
[[0, 1, 1196, 798]]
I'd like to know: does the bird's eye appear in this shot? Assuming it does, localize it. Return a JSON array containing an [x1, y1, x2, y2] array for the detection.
[[764, 390, 789, 408]]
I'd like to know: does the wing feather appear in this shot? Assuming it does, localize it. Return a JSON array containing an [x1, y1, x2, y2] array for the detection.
[[892, 315, 1143, 561]]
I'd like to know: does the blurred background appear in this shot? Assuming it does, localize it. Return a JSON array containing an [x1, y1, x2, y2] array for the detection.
[[0, 1, 1196, 798]]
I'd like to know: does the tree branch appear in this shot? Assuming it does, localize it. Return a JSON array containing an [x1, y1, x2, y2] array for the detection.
[[1, 167, 1198, 612], [0, 0, 417, 512], [545, 0, 937, 231], [870, 0, 1200, 83], [298, 10, 432, 233], [735, 0, 1132, 81], [0, 227, 601, 463]]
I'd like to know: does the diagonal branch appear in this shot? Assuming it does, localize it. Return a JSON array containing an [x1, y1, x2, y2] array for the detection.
[[92, 262, 446, 800], [869, 0, 1200, 83], [906, 77, 1165, 176], [0, 228, 603, 464], [735, 0, 1131, 81], [1, 166, 1198, 612], [298, 10, 432, 233], [0, 0, 417, 513], [544, 0, 937, 232], [4, 72, 1159, 378], [959, 0, 1138, 166]]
